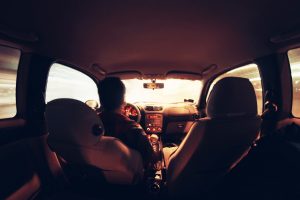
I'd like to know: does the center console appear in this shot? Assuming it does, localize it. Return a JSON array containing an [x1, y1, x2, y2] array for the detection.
[[146, 133, 166, 195], [145, 114, 163, 134], [143, 106, 165, 194]]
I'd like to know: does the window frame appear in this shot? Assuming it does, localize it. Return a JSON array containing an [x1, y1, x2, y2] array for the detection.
[[201, 62, 264, 116], [0, 44, 22, 120], [45, 61, 100, 105]]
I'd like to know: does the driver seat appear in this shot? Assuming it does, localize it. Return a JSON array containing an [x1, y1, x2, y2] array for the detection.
[[45, 98, 144, 185]]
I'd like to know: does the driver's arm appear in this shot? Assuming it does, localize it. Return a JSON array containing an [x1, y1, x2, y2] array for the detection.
[[121, 122, 156, 167]]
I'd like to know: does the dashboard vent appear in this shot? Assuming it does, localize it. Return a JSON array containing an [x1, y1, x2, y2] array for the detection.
[[145, 106, 163, 111]]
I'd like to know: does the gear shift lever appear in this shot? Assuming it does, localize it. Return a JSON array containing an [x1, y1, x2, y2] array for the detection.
[[149, 134, 161, 170]]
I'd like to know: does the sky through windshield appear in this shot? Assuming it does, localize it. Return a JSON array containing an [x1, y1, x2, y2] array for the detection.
[[122, 79, 202, 104]]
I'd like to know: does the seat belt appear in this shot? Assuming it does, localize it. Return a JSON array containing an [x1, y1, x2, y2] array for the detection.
[[260, 90, 278, 137]]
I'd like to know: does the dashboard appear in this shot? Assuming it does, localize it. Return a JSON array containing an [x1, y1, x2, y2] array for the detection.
[[124, 102, 199, 144]]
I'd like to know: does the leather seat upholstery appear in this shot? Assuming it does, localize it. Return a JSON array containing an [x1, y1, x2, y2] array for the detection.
[[166, 77, 261, 197], [45, 98, 144, 185]]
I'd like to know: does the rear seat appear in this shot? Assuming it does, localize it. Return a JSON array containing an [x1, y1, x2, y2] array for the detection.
[[0, 134, 109, 200], [213, 123, 300, 200], [0, 134, 67, 200], [0, 138, 41, 199], [38, 191, 101, 200]]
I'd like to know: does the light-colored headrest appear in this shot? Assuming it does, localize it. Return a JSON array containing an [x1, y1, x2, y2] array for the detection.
[[207, 77, 257, 118], [45, 98, 104, 146]]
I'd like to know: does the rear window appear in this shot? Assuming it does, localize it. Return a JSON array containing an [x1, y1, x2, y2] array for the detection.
[[208, 63, 263, 115], [0, 45, 21, 119], [288, 48, 300, 117]]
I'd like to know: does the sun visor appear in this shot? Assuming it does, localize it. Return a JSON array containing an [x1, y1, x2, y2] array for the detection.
[[106, 70, 143, 79], [166, 71, 202, 80]]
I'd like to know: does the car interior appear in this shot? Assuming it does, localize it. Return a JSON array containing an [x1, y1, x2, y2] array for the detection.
[[1, 0, 300, 199]]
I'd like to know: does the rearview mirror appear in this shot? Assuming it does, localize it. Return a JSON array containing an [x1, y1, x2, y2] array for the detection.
[[143, 82, 164, 89], [85, 100, 100, 110]]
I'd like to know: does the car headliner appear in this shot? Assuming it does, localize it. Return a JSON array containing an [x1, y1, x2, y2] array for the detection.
[[1, 0, 300, 78]]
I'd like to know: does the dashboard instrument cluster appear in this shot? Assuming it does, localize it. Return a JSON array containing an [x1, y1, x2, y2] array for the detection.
[[123, 104, 138, 117]]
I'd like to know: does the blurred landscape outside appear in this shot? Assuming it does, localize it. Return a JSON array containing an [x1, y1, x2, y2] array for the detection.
[[288, 48, 300, 117], [0, 46, 20, 119]]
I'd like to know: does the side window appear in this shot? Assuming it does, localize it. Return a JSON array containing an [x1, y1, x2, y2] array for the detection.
[[288, 48, 300, 117], [46, 63, 99, 104], [0, 45, 21, 119], [208, 64, 263, 115]]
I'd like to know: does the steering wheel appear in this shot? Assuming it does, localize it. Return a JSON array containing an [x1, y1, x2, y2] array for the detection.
[[122, 103, 141, 123]]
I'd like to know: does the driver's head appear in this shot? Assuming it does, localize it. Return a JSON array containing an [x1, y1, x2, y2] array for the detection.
[[98, 77, 125, 111]]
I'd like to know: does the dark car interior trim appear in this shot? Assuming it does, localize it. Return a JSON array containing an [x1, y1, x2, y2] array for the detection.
[[1, 1, 300, 199]]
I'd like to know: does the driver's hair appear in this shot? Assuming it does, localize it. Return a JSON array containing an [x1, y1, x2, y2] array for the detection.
[[98, 77, 125, 111]]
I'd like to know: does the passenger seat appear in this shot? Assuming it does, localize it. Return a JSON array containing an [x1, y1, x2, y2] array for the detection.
[[165, 77, 261, 198]]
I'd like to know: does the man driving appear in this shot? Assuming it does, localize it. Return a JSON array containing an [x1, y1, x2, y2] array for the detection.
[[98, 77, 156, 167]]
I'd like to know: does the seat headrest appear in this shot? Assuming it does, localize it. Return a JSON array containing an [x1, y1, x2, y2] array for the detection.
[[45, 98, 104, 146], [207, 77, 257, 118]]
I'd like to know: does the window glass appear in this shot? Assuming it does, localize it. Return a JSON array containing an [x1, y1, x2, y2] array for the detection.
[[288, 48, 300, 117], [0, 45, 21, 119], [46, 63, 99, 104], [122, 79, 202, 104], [208, 64, 263, 115]]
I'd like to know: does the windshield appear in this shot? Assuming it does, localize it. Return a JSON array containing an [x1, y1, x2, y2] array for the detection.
[[122, 79, 202, 104]]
